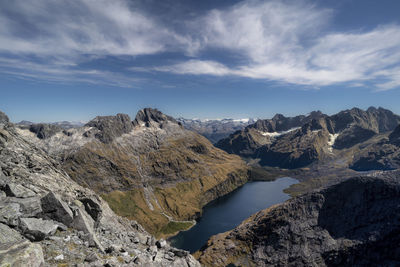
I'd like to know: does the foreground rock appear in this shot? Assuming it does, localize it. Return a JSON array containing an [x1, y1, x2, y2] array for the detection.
[[19, 217, 59, 241], [195, 176, 400, 266], [0, 223, 45, 267]]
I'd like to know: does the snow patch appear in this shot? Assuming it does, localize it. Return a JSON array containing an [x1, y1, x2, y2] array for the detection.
[[328, 133, 339, 152], [232, 118, 250, 123], [258, 127, 300, 137]]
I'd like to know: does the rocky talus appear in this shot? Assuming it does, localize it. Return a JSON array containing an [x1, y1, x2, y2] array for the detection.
[[0, 113, 200, 266], [195, 175, 400, 267], [16, 108, 249, 237]]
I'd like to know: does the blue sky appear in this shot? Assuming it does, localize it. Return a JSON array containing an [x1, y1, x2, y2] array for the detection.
[[1, 0, 400, 122]]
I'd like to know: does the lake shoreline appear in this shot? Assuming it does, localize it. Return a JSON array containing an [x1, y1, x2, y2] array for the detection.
[[169, 177, 298, 253]]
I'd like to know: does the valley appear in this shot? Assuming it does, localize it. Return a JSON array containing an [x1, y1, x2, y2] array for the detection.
[[1, 106, 400, 266], [169, 177, 298, 253]]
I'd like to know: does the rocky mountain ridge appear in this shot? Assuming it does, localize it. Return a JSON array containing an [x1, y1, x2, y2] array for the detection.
[[0, 111, 201, 266], [216, 107, 400, 169], [15, 108, 249, 237], [350, 124, 400, 171], [195, 174, 400, 266]]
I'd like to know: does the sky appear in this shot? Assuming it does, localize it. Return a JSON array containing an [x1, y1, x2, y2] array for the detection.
[[1, 0, 400, 122]]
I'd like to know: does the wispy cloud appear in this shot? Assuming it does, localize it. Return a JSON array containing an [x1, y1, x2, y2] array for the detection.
[[0, 0, 187, 56], [151, 1, 400, 90], [0, 0, 189, 86], [1, 0, 400, 90], [0, 57, 141, 87]]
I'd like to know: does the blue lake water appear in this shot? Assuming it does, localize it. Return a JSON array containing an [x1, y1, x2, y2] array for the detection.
[[169, 177, 298, 253]]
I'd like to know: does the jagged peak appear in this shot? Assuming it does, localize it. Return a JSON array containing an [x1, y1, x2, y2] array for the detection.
[[85, 113, 133, 143], [308, 110, 324, 117], [86, 113, 132, 127], [133, 108, 180, 127], [272, 113, 286, 120]]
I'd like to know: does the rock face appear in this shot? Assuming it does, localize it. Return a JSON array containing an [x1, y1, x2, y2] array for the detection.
[[133, 108, 179, 128], [0, 112, 201, 266], [216, 111, 327, 157], [19, 217, 59, 241], [0, 111, 9, 125], [41, 191, 74, 226], [15, 107, 249, 237], [24, 123, 63, 139], [216, 107, 400, 169], [351, 124, 400, 171], [389, 124, 400, 146], [195, 176, 400, 267], [0, 239, 44, 267], [177, 118, 256, 144], [85, 113, 133, 143]]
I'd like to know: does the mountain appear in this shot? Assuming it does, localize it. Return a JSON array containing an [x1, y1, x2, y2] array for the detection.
[[351, 124, 400, 171], [195, 175, 400, 266], [16, 108, 249, 237], [0, 110, 200, 266], [216, 107, 400, 169], [177, 118, 256, 144]]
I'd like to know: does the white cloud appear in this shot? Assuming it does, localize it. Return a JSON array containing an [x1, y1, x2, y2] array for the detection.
[[152, 1, 400, 90], [153, 60, 232, 76], [1, 0, 400, 90], [0, 0, 186, 57], [0, 57, 140, 87]]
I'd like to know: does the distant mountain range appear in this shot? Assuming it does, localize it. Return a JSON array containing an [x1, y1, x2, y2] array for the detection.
[[216, 107, 400, 170], [177, 118, 256, 144]]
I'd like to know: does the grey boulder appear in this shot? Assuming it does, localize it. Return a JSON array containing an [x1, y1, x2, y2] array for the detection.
[[0, 202, 22, 226], [6, 196, 42, 217], [19, 217, 59, 241], [41, 192, 74, 226], [0, 222, 24, 244], [72, 206, 104, 252], [3, 183, 36, 198], [0, 240, 44, 267]]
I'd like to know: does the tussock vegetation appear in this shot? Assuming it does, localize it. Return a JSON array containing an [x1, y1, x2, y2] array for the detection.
[[65, 132, 249, 237]]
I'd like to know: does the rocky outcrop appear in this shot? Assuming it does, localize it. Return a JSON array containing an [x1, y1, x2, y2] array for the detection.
[[41, 191, 74, 226], [389, 124, 400, 146], [0, 111, 9, 125], [27, 123, 63, 139], [351, 125, 400, 171], [19, 217, 59, 241], [0, 224, 42, 267], [331, 106, 400, 133], [0, 114, 201, 266], [133, 107, 180, 128], [195, 176, 400, 266], [85, 113, 133, 143]]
